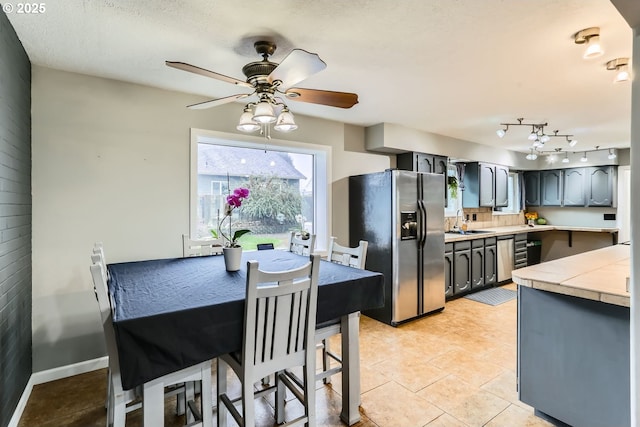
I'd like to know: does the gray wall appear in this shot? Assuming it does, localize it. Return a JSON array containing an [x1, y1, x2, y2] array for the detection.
[[0, 11, 32, 427]]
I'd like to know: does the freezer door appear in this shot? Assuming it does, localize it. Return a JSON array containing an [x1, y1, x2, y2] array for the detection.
[[392, 171, 420, 323]]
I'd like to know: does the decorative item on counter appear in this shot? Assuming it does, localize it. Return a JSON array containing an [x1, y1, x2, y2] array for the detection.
[[524, 211, 538, 226], [536, 218, 548, 225]]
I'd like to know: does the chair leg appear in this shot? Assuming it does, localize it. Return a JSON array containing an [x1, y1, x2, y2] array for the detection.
[[275, 371, 286, 424], [184, 381, 196, 424], [217, 359, 228, 427], [304, 362, 316, 427], [242, 376, 255, 427], [322, 339, 332, 384], [200, 364, 213, 427], [143, 381, 165, 427]]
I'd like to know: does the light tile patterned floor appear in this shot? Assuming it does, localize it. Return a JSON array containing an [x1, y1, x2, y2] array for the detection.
[[19, 284, 554, 426]]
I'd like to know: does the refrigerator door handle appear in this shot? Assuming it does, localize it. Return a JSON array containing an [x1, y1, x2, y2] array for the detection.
[[417, 199, 427, 248]]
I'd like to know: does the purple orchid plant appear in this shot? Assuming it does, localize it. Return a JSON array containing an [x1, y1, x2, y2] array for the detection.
[[213, 187, 251, 248]]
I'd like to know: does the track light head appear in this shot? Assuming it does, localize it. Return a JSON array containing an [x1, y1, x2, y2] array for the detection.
[[574, 27, 603, 59]]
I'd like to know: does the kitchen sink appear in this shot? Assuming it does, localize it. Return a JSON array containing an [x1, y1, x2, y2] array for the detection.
[[445, 230, 491, 235]]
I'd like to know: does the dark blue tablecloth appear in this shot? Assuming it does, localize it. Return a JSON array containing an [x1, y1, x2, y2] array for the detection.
[[107, 250, 384, 390]]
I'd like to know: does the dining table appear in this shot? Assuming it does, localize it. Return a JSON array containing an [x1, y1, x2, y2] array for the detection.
[[107, 249, 385, 425]]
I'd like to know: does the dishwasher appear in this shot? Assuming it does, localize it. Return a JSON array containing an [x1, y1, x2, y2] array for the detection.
[[497, 235, 514, 282]]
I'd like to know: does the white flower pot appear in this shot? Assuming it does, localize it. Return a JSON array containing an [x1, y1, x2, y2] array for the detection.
[[223, 247, 243, 272]]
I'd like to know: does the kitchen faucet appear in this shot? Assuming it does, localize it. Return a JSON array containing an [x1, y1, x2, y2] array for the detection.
[[452, 209, 461, 231]]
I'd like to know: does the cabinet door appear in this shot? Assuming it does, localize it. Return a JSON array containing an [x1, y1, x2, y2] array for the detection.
[[471, 247, 485, 289], [587, 166, 614, 207], [524, 172, 540, 207], [416, 154, 434, 173], [484, 245, 497, 285], [494, 165, 509, 207], [444, 251, 454, 298], [563, 168, 586, 206], [453, 249, 471, 294], [479, 164, 496, 207], [541, 170, 563, 206]]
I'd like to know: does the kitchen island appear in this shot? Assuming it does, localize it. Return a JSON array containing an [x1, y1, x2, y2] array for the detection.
[[511, 245, 630, 427]]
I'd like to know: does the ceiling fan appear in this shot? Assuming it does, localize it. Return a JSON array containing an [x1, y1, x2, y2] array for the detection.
[[166, 40, 358, 118]]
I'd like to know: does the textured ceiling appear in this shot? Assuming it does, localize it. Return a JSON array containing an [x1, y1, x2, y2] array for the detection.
[[6, 0, 634, 154]]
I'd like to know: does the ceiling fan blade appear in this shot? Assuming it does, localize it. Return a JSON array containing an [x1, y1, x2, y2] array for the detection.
[[166, 61, 253, 88], [187, 93, 251, 110], [268, 49, 327, 89], [285, 88, 358, 109]]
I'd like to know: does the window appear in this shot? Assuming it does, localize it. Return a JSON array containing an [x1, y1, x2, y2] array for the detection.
[[445, 164, 462, 217], [494, 172, 521, 214], [190, 129, 330, 251]]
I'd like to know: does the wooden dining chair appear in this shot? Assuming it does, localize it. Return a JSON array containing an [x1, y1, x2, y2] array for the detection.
[[90, 248, 213, 427], [217, 255, 320, 427], [287, 231, 316, 256], [316, 237, 369, 385], [182, 234, 224, 257]]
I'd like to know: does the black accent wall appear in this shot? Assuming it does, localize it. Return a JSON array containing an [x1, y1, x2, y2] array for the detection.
[[0, 11, 32, 427]]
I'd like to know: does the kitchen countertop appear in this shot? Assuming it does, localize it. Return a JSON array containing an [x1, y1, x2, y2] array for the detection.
[[444, 224, 619, 242], [511, 244, 630, 307]]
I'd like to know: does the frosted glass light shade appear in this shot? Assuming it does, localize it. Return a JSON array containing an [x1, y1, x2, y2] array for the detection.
[[236, 110, 259, 132], [583, 36, 603, 59], [274, 110, 298, 132], [253, 101, 277, 123]]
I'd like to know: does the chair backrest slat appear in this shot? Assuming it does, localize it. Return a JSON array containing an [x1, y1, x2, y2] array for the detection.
[[288, 232, 316, 256], [182, 234, 224, 257], [327, 237, 368, 270]]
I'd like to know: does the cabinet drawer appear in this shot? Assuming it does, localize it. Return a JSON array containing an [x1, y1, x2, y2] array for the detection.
[[515, 261, 528, 269], [515, 241, 527, 251], [471, 239, 485, 248], [445, 243, 453, 253], [484, 237, 496, 246], [454, 241, 471, 251], [515, 252, 528, 262], [515, 233, 528, 242]]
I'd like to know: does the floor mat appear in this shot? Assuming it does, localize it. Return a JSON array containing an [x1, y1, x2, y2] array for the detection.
[[464, 287, 517, 306]]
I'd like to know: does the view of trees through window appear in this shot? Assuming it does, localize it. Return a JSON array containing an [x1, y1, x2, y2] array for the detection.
[[196, 143, 314, 250]]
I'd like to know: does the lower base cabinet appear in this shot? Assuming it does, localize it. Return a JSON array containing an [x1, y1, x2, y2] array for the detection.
[[445, 243, 454, 297], [453, 241, 471, 294], [446, 237, 498, 300]]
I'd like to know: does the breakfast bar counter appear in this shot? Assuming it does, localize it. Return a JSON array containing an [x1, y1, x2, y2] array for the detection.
[[511, 245, 630, 427]]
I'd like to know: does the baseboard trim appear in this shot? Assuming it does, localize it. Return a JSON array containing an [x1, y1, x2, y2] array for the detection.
[[8, 357, 108, 427], [32, 356, 108, 385]]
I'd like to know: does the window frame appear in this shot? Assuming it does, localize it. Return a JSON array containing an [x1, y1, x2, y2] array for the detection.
[[190, 128, 332, 252]]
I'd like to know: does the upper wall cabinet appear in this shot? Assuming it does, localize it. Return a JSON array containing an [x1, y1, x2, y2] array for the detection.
[[587, 166, 615, 207], [397, 152, 448, 174], [523, 172, 541, 207], [524, 166, 616, 208], [462, 162, 509, 208], [397, 152, 448, 204], [563, 168, 586, 206]]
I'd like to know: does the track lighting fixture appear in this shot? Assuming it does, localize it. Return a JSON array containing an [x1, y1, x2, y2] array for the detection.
[[496, 125, 508, 138], [525, 145, 617, 164], [562, 152, 570, 163], [608, 149, 617, 160], [525, 149, 538, 161], [568, 137, 578, 147], [606, 58, 630, 83], [580, 152, 588, 162], [574, 27, 603, 59]]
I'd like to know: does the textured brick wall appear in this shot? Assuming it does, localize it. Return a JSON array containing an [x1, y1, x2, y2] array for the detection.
[[0, 10, 32, 427]]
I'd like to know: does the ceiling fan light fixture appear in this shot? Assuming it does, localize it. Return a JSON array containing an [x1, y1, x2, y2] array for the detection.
[[253, 100, 277, 124], [273, 107, 298, 132], [236, 107, 260, 132]]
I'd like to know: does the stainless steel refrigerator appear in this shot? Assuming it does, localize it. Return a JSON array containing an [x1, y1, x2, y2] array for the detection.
[[349, 170, 445, 326]]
